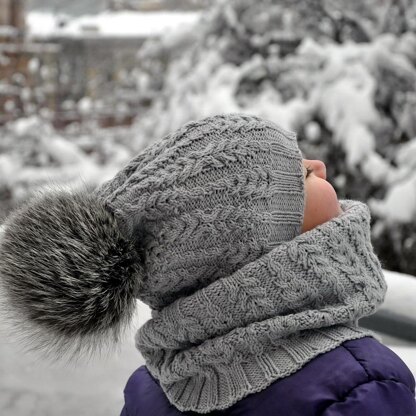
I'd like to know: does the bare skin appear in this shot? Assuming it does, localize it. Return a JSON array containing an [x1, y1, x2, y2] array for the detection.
[[301, 159, 343, 233]]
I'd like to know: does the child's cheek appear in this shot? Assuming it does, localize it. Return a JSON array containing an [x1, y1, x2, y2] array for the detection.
[[317, 180, 342, 220], [303, 178, 342, 232], [305, 180, 341, 226]]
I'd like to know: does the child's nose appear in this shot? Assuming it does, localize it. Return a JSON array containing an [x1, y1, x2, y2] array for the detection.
[[304, 159, 327, 180]]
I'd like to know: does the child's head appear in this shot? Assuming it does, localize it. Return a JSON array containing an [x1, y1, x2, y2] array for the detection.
[[94, 114, 307, 309], [0, 113, 342, 359]]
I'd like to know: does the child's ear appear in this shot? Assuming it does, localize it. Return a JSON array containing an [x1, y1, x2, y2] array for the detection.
[[0, 185, 145, 362]]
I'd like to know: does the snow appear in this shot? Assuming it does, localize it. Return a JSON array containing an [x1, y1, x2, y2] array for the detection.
[[0, 42, 60, 54], [0, 25, 19, 37], [249, 92, 314, 132], [304, 42, 381, 169], [25, 12, 58, 38], [361, 152, 392, 185], [9, 116, 43, 136], [26, 11, 202, 39], [77, 96, 93, 115], [340, 123, 375, 168], [381, 269, 416, 318], [396, 138, 416, 168], [0, 116, 135, 207], [369, 174, 416, 224], [304, 121, 322, 143], [388, 346, 416, 377]]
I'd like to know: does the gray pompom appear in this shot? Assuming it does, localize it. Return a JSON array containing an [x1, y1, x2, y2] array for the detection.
[[0, 186, 144, 361]]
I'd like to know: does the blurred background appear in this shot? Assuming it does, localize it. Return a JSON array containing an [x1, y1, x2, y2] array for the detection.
[[1, 0, 416, 414]]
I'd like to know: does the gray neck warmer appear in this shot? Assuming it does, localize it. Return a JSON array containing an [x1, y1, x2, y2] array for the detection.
[[135, 199, 387, 414]]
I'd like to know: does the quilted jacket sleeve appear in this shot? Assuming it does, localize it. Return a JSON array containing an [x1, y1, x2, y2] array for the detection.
[[322, 378, 416, 416], [120, 366, 185, 416]]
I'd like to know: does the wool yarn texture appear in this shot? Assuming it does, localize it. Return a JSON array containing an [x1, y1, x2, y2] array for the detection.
[[135, 198, 387, 413], [0, 114, 387, 413], [95, 113, 307, 310]]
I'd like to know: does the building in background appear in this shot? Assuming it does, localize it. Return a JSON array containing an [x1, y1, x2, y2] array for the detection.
[[0, 0, 26, 41], [0, 0, 60, 125], [1, 0, 204, 128], [31, 10, 201, 128]]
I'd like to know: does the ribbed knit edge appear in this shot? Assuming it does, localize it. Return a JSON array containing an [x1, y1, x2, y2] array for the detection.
[[160, 324, 377, 414]]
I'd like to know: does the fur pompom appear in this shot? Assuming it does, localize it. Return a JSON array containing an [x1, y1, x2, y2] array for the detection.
[[0, 186, 144, 361]]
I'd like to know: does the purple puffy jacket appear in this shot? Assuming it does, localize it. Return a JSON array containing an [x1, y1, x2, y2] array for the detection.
[[120, 336, 416, 416]]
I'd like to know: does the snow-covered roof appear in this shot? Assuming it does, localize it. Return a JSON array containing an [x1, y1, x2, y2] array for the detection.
[[0, 25, 19, 37], [0, 42, 60, 54], [26, 11, 202, 40]]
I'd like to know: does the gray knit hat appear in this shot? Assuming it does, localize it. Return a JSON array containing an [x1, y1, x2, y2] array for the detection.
[[0, 113, 305, 356]]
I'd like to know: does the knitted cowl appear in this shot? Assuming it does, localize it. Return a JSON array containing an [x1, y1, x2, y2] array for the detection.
[[135, 199, 387, 414]]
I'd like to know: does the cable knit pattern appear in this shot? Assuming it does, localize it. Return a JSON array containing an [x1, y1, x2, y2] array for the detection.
[[92, 114, 387, 413], [135, 199, 387, 413], [0, 112, 389, 406], [95, 114, 305, 310]]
